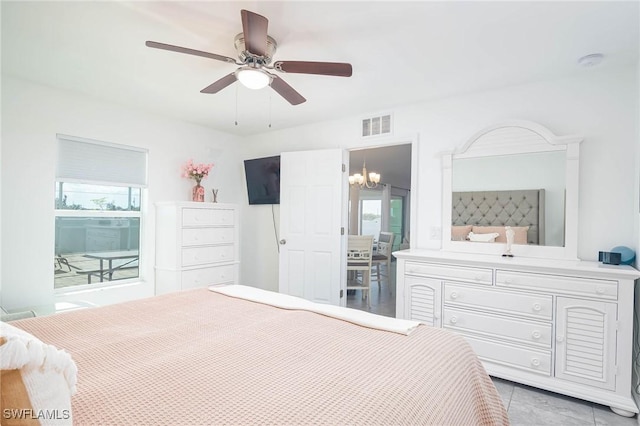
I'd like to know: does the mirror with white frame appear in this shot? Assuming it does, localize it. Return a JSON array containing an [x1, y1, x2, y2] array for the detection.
[[441, 121, 582, 260]]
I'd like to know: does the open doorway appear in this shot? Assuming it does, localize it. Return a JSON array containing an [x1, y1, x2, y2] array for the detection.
[[347, 144, 412, 317]]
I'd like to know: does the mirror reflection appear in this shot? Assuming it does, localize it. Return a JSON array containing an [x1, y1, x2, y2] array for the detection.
[[451, 151, 566, 247]]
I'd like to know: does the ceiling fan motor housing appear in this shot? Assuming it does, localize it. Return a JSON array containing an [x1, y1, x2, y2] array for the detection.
[[234, 33, 277, 65]]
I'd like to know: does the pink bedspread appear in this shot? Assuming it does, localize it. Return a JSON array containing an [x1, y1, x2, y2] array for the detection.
[[13, 288, 509, 425]]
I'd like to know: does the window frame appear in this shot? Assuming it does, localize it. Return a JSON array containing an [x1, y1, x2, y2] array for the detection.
[[54, 183, 145, 293], [54, 134, 148, 293]]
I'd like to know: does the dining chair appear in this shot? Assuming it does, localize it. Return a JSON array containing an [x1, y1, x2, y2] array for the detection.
[[346, 235, 374, 308], [371, 231, 395, 293]]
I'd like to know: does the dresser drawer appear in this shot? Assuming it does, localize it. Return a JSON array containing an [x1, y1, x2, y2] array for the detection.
[[443, 307, 552, 348], [182, 208, 235, 227], [464, 335, 552, 376], [182, 245, 235, 266], [182, 227, 235, 246], [405, 262, 492, 285], [181, 265, 235, 290], [444, 283, 552, 321], [496, 270, 618, 300]]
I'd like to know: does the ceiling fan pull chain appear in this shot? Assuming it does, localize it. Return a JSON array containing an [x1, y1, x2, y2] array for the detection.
[[269, 94, 272, 128], [235, 84, 239, 126]]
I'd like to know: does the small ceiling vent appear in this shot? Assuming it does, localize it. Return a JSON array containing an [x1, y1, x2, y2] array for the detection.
[[362, 113, 392, 137]]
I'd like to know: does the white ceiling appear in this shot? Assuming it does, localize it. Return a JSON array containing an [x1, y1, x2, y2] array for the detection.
[[2, 1, 638, 137]]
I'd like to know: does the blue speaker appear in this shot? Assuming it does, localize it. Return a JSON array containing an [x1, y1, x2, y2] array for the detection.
[[610, 246, 636, 265]]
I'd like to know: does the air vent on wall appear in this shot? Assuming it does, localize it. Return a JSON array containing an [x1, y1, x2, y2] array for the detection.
[[362, 113, 392, 137]]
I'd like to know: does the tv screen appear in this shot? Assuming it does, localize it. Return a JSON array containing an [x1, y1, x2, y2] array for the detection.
[[244, 155, 281, 205]]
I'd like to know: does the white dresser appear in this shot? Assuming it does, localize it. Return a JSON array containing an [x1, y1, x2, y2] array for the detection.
[[394, 249, 640, 416], [155, 202, 239, 294]]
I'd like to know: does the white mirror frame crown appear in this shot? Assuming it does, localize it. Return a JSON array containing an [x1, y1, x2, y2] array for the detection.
[[441, 120, 583, 260]]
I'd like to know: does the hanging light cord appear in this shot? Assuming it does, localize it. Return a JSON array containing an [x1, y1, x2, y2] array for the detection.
[[272, 204, 279, 253], [235, 84, 238, 126], [269, 94, 272, 129]]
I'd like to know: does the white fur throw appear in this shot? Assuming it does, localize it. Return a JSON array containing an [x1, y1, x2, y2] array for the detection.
[[1, 321, 77, 425]]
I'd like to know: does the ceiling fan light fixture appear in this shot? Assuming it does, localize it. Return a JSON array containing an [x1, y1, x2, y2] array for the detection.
[[236, 67, 271, 90]]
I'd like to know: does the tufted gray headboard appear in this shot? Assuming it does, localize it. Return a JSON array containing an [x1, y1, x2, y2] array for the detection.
[[452, 189, 545, 245]]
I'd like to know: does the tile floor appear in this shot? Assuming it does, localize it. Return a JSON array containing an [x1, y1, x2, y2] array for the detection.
[[492, 377, 638, 425], [348, 262, 639, 425], [346, 262, 396, 317]]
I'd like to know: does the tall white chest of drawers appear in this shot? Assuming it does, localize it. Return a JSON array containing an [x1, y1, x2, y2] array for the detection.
[[155, 202, 239, 294], [394, 249, 640, 416]]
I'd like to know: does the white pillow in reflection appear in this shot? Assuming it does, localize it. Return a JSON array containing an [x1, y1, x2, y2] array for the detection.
[[467, 232, 500, 243]]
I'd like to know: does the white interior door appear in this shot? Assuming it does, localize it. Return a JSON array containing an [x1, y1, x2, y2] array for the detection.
[[278, 149, 347, 306]]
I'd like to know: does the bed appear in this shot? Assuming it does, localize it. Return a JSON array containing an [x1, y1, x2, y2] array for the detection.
[[2, 285, 509, 425], [452, 189, 545, 245]]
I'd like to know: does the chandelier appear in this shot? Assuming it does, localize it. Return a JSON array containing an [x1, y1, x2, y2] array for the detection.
[[348, 160, 381, 189]]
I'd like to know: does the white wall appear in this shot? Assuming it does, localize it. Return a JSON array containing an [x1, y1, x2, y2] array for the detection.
[[2, 65, 638, 308], [1, 76, 244, 310], [632, 60, 640, 405], [240, 65, 639, 292]]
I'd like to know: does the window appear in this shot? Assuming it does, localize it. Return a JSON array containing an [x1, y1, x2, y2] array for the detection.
[[360, 199, 382, 238], [390, 197, 404, 251], [54, 135, 147, 290]]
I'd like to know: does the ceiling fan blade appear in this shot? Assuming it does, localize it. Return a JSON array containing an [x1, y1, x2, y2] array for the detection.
[[146, 41, 237, 64], [200, 73, 237, 94], [273, 61, 353, 77], [241, 9, 268, 57], [270, 75, 306, 105]]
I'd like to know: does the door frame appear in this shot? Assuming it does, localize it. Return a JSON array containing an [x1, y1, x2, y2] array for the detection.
[[348, 134, 419, 250], [347, 134, 418, 314]]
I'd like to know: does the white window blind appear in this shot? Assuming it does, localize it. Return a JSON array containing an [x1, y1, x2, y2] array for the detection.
[[56, 134, 148, 187]]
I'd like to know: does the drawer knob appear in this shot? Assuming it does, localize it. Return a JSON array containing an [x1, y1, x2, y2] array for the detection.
[[596, 287, 605, 295], [531, 358, 541, 367], [450, 291, 459, 300], [474, 276, 482, 281], [531, 330, 541, 340], [556, 335, 564, 343], [532, 303, 542, 312], [450, 316, 458, 324], [504, 278, 512, 285]]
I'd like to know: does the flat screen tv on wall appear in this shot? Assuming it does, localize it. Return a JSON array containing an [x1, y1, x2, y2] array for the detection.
[[244, 155, 280, 205]]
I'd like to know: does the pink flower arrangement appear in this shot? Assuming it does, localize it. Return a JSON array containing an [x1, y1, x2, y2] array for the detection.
[[182, 159, 214, 185]]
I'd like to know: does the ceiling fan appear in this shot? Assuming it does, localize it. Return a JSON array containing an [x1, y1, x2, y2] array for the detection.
[[146, 9, 353, 105]]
